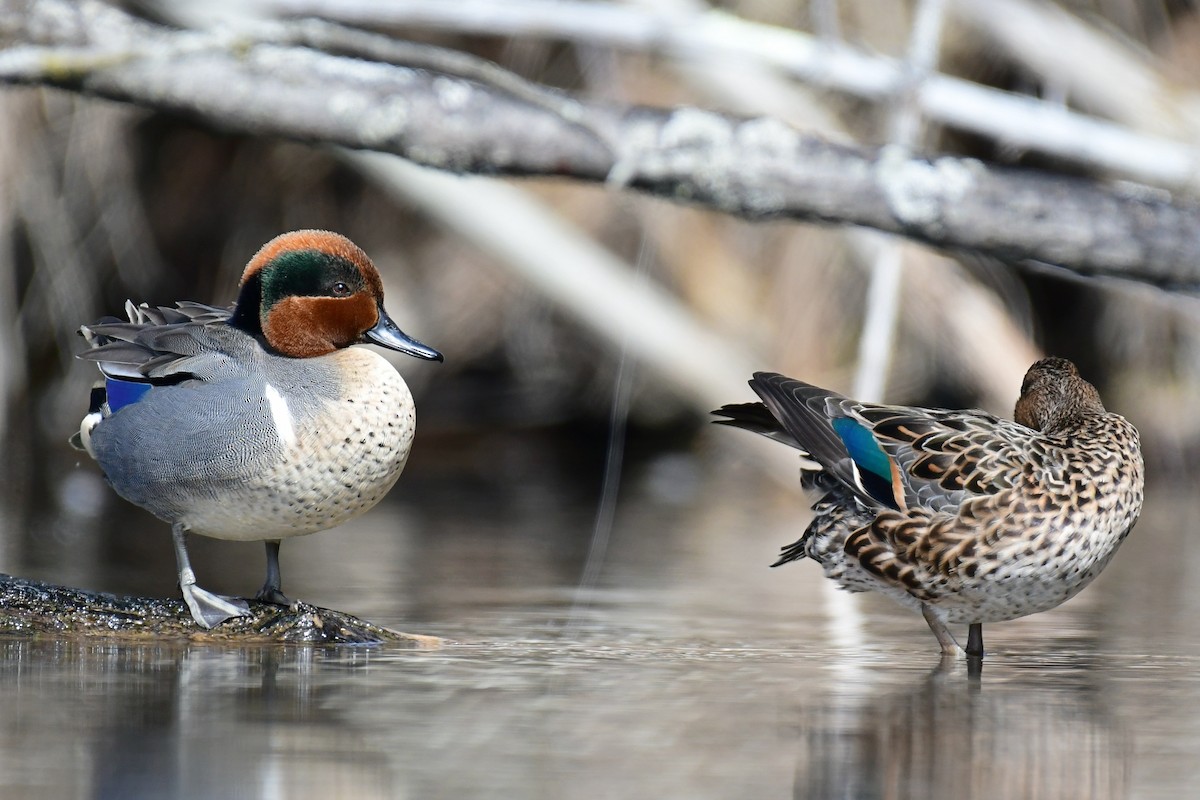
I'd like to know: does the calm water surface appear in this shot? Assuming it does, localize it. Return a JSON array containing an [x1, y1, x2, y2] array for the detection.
[[2, 443, 1198, 799]]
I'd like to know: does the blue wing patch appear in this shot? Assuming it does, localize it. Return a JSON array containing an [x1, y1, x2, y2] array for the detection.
[[831, 416, 900, 510], [105, 377, 153, 413]]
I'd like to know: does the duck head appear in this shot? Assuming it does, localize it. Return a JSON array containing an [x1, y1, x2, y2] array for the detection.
[[228, 230, 443, 361], [1014, 356, 1104, 433]]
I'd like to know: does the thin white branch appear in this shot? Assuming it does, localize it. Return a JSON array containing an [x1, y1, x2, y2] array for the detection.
[[853, 241, 905, 404], [916, 76, 1200, 188], [888, 0, 946, 144], [808, 0, 842, 41], [953, 0, 1200, 138], [854, 0, 948, 403]]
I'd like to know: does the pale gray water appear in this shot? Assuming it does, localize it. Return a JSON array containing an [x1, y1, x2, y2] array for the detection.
[[2, 443, 1198, 799]]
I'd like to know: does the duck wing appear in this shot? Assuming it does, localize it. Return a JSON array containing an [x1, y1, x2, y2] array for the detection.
[[721, 372, 1059, 515], [849, 404, 1057, 513], [78, 301, 247, 385]]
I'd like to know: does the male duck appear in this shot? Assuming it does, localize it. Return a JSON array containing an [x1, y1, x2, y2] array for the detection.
[[74, 230, 442, 629], [714, 357, 1144, 658]]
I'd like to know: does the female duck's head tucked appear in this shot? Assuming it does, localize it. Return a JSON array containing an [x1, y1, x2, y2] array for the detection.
[[1013, 356, 1105, 433]]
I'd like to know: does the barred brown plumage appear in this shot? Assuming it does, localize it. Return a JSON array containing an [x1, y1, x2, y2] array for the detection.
[[714, 357, 1144, 659]]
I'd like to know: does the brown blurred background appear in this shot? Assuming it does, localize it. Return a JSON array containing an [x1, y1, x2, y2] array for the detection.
[[2, 0, 1198, 582]]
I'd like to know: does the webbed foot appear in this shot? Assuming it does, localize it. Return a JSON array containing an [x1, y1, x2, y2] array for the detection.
[[255, 540, 296, 608], [254, 586, 294, 607], [172, 523, 251, 628], [921, 604, 964, 657], [181, 582, 251, 629]]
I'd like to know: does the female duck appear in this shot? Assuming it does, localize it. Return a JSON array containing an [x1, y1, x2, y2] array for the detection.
[[714, 357, 1143, 658], [76, 230, 442, 629]]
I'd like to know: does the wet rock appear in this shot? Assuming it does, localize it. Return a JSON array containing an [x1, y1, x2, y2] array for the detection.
[[0, 574, 442, 646]]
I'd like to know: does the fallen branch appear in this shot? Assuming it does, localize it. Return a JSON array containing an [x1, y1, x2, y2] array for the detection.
[[3, 0, 1200, 289], [243, 0, 1200, 191]]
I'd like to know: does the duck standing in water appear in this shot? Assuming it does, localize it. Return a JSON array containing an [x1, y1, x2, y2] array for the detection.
[[74, 230, 442, 629], [714, 357, 1143, 657]]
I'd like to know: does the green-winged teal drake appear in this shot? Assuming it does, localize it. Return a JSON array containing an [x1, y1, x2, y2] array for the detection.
[[714, 357, 1143, 657], [74, 230, 442, 629]]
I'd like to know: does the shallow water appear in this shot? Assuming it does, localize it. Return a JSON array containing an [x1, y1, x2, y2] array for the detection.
[[2, 444, 1199, 799]]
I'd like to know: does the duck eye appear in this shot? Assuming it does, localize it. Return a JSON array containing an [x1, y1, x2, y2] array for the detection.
[[331, 281, 352, 297]]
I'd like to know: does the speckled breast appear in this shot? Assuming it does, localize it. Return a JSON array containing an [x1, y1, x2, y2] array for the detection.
[[182, 348, 417, 541], [806, 414, 1144, 625], [936, 482, 1144, 623], [936, 417, 1145, 623]]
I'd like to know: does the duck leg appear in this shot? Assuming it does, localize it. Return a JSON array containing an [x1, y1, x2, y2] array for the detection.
[[966, 623, 985, 658], [171, 524, 250, 629], [255, 540, 293, 606], [921, 604, 963, 656]]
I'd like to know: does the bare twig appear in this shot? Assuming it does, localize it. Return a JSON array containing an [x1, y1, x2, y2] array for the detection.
[[3, 0, 1200, 288]]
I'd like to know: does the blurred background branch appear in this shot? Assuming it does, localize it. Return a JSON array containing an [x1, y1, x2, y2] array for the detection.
[[3, 0, 1200, 287], [193, 0, 1200, 190]]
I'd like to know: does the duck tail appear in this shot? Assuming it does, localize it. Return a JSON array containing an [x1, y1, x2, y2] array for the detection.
[[711, 401, 803, 450]]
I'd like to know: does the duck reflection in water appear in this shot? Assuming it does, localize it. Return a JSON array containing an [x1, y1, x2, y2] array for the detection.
[[790, 655, 1129, 799]]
